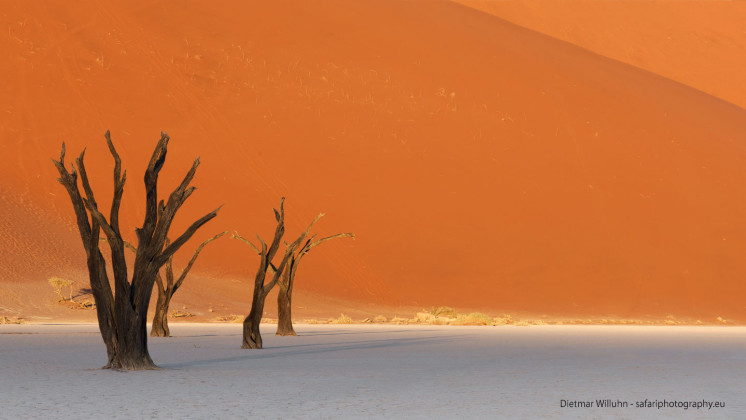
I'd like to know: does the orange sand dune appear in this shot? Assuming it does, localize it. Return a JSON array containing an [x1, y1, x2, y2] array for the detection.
[[2, 0, 746, 322], [455, 0, 746, 110]]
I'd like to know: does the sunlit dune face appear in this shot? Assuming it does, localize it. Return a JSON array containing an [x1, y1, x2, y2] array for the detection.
[[454, 0, 746, 110], [2, 0, 746, 322]]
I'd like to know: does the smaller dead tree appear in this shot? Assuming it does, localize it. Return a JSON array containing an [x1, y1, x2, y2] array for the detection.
[[276, 215, 353, 336], [151, 231, 228, 337], [233, 198, 313, 349]]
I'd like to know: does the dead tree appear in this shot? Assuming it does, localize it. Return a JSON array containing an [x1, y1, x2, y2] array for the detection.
[[151, 232, 228, 337], [52, 131, 220, 370], [276, 214, 353, 336], [232, 198, 312, 349]]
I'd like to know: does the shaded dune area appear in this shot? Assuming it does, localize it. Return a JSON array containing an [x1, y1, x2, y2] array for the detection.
[[2, 0, 746, 322]]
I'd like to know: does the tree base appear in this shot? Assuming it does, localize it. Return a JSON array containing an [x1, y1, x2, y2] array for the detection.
[[103, 358, 159, 371]]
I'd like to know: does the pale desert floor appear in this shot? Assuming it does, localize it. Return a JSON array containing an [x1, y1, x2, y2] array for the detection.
[[0, 324, 743, 419]]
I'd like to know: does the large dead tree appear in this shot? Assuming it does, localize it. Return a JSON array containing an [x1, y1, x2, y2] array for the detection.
[[232, 198, 314, 349], [52, 131, 220, 369], [276, 215, 354, 336]]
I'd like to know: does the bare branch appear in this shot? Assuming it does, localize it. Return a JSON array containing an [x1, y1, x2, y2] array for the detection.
[[139, 132, 170, 246], [173, 231, 229, 292], [150, 158, 201, 252], [157, 205, 222, 266], [232, 231, 261, 254], [303, 233, 355, 258], [264, 241, 297, 295], [265, 198, 286, 264], [105, 130, 126, 234], [76, 150, 98, 211], [232, 232, 278, 275]]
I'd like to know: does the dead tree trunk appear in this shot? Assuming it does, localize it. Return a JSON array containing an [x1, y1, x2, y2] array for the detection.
[[276, 214, 354, 336], [233, 198, 308, 349], [150, 279, 172, 338], [150, 232, 228, 337], [276, 266, 295, 336], [52, 131, 220, 369]]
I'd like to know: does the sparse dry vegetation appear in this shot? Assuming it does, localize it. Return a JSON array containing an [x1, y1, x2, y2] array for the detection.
[[216, 314, 243, 323], [0, 316, 25, 324], [450, 312, 493, 326], [48, 277, 75, 302], [204, 311, 718, 327], [170, 310, 194, 318], [329, 313, 354, 324]]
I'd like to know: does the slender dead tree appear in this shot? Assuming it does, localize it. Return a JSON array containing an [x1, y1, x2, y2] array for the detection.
[[276, 215, 354, 336], [150, 231, 228, 337], [52, 131, 220, 369], [232, 198, 312, 349]]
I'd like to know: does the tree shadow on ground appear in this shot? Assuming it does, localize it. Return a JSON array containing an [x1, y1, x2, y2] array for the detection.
[[160, 335, 461, 369], [175, 327, 444, 339], [297, 328, 444, 336]]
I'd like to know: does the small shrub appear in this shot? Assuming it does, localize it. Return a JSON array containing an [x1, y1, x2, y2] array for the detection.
[[412, 312, 435, 324], [431, 306, 458, 318], [330, 313, 354, 324], [0, 316, 25, 324], [492, 314, 514, 325], [170, 310, 194, 318], [216, 314, 243, 323], [76, 300, 96, 310], [48, 277, 74, 302], [450, 312, 492, 326], [390, 316, 408, 325], [373, 315, 387, 323]]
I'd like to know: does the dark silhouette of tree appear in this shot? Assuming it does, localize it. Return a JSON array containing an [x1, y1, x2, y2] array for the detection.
[[276, 214, 353, 336], [52, 131, 220, 369], [233, 198, 314, 349], [150, 232, 228, 337]]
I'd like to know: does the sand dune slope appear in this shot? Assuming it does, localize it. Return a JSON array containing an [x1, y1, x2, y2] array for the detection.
[[456, 0, 746, 110], [2, 0, 746, 321]]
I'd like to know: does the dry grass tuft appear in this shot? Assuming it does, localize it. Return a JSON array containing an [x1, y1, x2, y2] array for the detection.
[[373, 315, 387, 323], [170, 310, 194, 318], [431, 306, 458, 318], [61, 299, 96, 310], [216, 314, 243, 323], [329, 313, 354, 324], [0, 316, 25, 324], [451, 312, 493, 326]]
